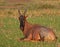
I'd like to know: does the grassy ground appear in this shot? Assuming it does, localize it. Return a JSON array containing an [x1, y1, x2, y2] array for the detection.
[[0, 0, 60, 47], [0, 9, 60, 47]]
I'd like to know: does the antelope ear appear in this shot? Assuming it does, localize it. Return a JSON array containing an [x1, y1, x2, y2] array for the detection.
[[25, 16, 28, 18], [25, 16, 28, 19]]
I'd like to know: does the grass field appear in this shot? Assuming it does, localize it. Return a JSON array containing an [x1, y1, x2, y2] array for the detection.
[[0, 0, 60, 47]]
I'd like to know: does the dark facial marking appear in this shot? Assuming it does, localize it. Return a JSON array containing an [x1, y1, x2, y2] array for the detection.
[[19, 15, 25, 31]]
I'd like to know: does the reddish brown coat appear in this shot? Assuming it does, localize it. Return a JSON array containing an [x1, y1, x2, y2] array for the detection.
[[18, 9, 57, 42]]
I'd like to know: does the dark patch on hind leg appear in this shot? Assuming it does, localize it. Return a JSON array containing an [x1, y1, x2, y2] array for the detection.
[[40, 37, 44, 41]]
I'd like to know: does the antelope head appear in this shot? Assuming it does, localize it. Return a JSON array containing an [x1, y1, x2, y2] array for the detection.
[[18, 9, 27, 31]]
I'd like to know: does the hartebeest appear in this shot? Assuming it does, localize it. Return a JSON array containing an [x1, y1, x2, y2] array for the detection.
[[18, 9, 57, 42]]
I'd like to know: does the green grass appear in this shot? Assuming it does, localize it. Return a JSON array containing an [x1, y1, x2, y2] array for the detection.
[[0, 15, 60, 47], [0, 0, 60, 47]]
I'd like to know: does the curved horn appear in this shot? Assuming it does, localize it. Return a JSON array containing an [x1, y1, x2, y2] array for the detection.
[[23, 9, 27, 16], [18, 9, 21, 15]]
